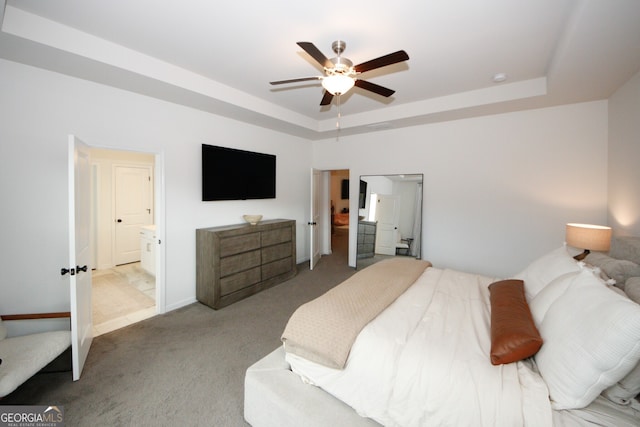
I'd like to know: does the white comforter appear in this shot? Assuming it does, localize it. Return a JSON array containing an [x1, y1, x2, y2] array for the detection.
[[286, 267, 553, 427]]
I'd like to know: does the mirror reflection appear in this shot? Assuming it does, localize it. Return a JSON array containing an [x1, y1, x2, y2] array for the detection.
[[356, 174, 423, 269]]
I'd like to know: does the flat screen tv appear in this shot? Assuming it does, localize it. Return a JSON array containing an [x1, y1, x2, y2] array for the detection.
[[202, 144, 276, 201], [341, 179, 349, 200], [359, 180, 367, 209]]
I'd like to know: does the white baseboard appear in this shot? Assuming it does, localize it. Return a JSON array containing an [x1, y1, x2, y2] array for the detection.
[[164, 297, 197, 313]]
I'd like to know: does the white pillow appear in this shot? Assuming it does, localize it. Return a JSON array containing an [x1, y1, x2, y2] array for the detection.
[[535, 269, 640, 409], [514, 245, 581, 300], [577, 263, 630, 300], [528, 268, 622, 328], [529, 272, 578, 327]]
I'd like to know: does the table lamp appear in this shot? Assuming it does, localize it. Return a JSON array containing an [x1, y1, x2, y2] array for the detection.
[[565, 223, 612, 261]]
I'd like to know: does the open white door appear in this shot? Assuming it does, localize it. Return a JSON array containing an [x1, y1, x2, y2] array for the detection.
[[374, 194, 400, 256], [69, 135, 93, 381], [309, 169, 321, 269]]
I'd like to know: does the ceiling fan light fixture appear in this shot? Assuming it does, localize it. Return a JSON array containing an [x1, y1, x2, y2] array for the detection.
[[271, 41, 409, 108], [322, 74, 355, 95]]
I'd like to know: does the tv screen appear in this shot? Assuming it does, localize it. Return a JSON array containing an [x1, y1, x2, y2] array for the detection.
[[202, 144, 276, 201], [359, 180, 367, 208], [341, 179, 349, 200]]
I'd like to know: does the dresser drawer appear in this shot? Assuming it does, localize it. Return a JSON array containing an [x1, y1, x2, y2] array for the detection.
[[220, 249, 261, 277], [262, 227, 292, 246], [263, 257, 293, 280], [220, 233, 261, 257], [358, 222, 376, 235], [221, 267, 261, 295], [262, 242, 292, 264]]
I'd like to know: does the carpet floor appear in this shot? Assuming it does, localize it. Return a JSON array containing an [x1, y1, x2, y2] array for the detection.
[[2, 229, 362, 426]]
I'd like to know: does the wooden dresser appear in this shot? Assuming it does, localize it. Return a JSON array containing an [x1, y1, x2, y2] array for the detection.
[[196, 219, 296, 309], [357, 220, 377, 259]]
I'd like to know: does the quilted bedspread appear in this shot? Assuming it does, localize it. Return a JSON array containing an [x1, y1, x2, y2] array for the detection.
[[281, 257, 431, 369]]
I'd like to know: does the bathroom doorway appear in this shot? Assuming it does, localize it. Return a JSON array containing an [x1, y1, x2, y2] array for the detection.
[[90, 148, 158, 336]]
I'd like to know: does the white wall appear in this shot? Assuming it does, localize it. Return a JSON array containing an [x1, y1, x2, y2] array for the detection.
[[608, 70, 640, 236], [0, 59, 312, 318], [394, 180, 419, 239], [313, 101, 609, 277]]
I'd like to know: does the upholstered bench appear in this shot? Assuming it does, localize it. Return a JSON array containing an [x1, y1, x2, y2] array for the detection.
[[0, 313, 71, 398], [244, 346, 380, 427]]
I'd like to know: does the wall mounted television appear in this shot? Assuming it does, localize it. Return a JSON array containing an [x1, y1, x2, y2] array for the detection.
[[359, 180, 367, 209], [202, 144, 276, 201], [341, 179, 349, 200]]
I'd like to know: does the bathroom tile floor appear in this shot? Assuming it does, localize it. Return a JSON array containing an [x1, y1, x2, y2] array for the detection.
[[92, 262, 156, 337]]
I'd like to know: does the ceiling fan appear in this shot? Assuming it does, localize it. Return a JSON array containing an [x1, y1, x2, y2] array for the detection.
[[270, 41, 409, 106]]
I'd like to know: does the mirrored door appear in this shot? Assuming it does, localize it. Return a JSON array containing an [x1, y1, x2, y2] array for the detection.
[[356, 174, 423, 269]]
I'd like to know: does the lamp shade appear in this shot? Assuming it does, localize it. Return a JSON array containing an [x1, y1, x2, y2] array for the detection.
[[322, 74, 355, 95], [566, 223, 612, 251]]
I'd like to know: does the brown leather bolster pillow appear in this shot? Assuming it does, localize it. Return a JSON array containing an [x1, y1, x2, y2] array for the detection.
[[488, 279, 543, 365]]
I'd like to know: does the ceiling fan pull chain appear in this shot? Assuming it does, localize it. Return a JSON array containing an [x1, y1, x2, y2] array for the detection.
[[336, 94, 342, 141]]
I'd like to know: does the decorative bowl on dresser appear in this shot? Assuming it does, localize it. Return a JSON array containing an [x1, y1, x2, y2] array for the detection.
[[243, 214, 263, 225], [196, 219, 296, 309]]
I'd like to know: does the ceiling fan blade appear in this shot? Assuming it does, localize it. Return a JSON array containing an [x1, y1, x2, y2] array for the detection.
[[354, 79, 396, 97], [270, 76, 322, 85], [320, 91, 334, 106], [354, 50, 409, 73], [297, 42, 331, 68]]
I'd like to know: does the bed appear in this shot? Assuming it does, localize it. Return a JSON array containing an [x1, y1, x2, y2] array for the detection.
[[333, 212, 350, 227], [245, 237, 640, 426]]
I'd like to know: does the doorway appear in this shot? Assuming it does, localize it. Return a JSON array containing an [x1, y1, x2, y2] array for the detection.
[[308, 168, 351, 268], [90, 148, 160, 336], [330, 170, 350, 264]]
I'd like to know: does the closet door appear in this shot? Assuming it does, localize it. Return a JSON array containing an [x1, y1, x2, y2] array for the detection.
[[374, 194, 400, 256]]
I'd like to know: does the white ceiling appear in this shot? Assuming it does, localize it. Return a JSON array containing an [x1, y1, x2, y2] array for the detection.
[[1, 0, 640, 140]]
